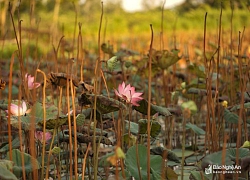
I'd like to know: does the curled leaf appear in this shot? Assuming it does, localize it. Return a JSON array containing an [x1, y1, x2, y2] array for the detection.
[[51, 146, 61, 154], [133, 99, 171, 116], [107, 56, 118, 71]]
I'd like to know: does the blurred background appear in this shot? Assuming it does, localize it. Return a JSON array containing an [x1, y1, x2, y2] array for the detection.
[[0, 0, 249, 58]]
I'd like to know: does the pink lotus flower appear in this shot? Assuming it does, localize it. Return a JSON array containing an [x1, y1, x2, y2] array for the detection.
[[114, 82, 143, 106], [35, 131, 52, 143], [25, 73, 41, 90], [6, 101, 29, 116]]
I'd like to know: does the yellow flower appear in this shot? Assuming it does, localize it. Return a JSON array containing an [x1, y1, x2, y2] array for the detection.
[[221, 101, 228, 108]]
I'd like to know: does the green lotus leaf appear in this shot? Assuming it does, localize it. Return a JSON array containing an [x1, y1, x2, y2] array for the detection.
[[0, 165, 18, 180], [201, 148, 250, 170], [51, 146, 61, 154], [138, 119, 161, 138], [9, 102, 63, 130], [230, 102, 250, 111], [224, 109, 239, 124], [152, 49, 181, 70], [186, 122, 205, 135], [125, 145, 163, 180], [187, 87, 209, 96], [187, 64, 206, 78], [125, 120, 138, 135], [123, 133, 137, 146], [6, 149, 41, 178], [165, 167, 178, 180], [71, 113, 84, 126], [79, 94, 127, 114], [107, 56, 118, 71], [133, 99, 171, 116], [37, 115, 68, 129], [181, 101, 197, 115], [0, 159, 14, 171], [171, 149, 195, 158], [150, 146, 180, 163], [190, 171, 210, 180], [0, 136, 24, 153]]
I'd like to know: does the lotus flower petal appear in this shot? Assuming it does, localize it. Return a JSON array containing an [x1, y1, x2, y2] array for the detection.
[[35, 131, 52, 143], [25, 73, 41, 90], [6, 101, 28, 116], [115, 82, 143, 106]]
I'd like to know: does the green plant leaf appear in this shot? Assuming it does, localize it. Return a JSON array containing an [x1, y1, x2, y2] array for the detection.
[[152, 49, 181, 70], [80, 108, 104, 121], [125, 145, 163, 180], [0, 159, 14, 171], [0, 101, 8, 111], [132, 99, 153, 115], [76, 114, 85, 126], [185, 155, 204, 164], [138, 119, 161, 138], [227, 148, 250, 160], [101, 43, 114, 55], [171, 149, 195, 158], [230, 102, 250, 111], [78, 94, 127, 114], [77, 134, 113, 145], [107, 56, 118, 71], [186, 78, 206, 89], [201, 148, 250, 170], [37, 115, 68, 129], [29, 102, 61, 121], [95, 95, 125, 114], [186, 123, 205, 135], [187, 64, 206, 78], [9, 102, 62, 130], [3, 85, 19, 96], [118, 169, 131, 180], [187, 87, 211, 96], [150, 146, 180, 163], [123, 133, 137, 146], [151, 104, 172, 116], [190, 171, 210, 180], [0, 136, 23, 153], [133, 99, 171, 116], [51, 146, 61, 154], [6, 149, 41, 178], [36, 102, 83, 129], [151, 167, 162, 180], [116, 48, 139, 58], [181, 100, 198, 114], [125, 120, 138, 135], [223, 109, 239, 124], [0, 165, 18, 180], [241, 141, 250, 148], [9, 116, 31, 130], [165, 167, 178, 180]]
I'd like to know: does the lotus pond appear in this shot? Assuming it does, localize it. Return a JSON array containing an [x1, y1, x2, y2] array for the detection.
[[0, 1, 250, 180]]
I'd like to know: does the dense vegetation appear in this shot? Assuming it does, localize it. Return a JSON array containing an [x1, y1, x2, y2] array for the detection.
[[0, 0, 249, 180]]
